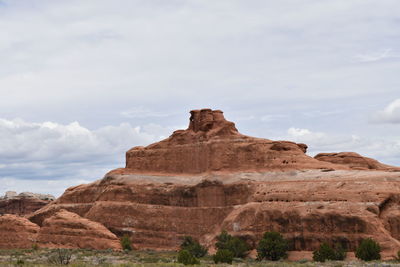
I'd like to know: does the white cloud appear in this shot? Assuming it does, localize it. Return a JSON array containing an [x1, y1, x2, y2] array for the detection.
[[371, 99, 400, 124], [285, 127, 400, 166], [0, 118, 167, 196]]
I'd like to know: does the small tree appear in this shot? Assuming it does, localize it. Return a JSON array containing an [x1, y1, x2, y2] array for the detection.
[[177, 249, 200, 265], [215, 230, 250, 258], [257, 231, 288, 261], [355, 238, 381, 261], [213, 249, 234, 264], [334, 243, 346, 261], [120, 234, 132, 251], [180, 236, 207, 258]]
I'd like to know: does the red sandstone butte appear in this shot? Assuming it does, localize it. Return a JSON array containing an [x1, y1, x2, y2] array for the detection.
[[17, 109, 400, 259]]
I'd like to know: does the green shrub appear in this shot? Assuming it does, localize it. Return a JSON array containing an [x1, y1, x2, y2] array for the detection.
[[334, 244, 346, 261], [180, 236, 207, 258], [213, 249, 234, 264], [16, 258, 24, 265], [120, 234, 132, 251], [215, 230, 250, 258], [397, 250, 400, 261], [256, 231, 288, 261], [313, 242, 346, 262], [355, 238, 381, 261], [177, 249, 199, 265]]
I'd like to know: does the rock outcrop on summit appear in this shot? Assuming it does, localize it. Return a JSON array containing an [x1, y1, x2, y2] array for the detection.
[[5, 109, 400, 259], [125, 109, 340, 174]]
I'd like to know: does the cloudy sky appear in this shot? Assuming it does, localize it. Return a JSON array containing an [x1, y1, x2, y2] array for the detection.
[[1, 0, 399, 196]]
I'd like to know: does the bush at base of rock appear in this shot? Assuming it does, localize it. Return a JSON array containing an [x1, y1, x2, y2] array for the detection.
[[256, 231, 288, 261], [215, 230, 250, 258], [177, 249, 200, 265], [213, 249, 234, 264], [355, 238, 381, 261], [120, 234, 132, 251], [180, 236, 207, 258], [48, 249, 73, 265], [313, 243, 346, 262]]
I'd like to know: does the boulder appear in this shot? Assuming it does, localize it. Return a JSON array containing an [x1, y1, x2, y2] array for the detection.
[[0, 214, 39, 249], [37, 209, 121, 250]]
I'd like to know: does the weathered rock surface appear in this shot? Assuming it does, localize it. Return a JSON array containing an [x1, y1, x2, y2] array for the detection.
[[9, 108, 400, 259], [315, 152, 400, 171], [0, 191, 55, 216], [0, 214, 39, 249], [37, 209, 121, 250]]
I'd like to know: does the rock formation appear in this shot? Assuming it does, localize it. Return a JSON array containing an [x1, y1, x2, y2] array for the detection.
[[5, 108, 400, 259], [0, 191, 55, 216]]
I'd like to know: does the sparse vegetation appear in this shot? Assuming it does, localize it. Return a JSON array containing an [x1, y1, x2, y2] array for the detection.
[[120, 234, 132, 251], [180, 236, 207, 258], [215, 230, 250, 258], [355, 238, 381, 261], [256, 231, 288, 261], [0, 246, 395, 266]]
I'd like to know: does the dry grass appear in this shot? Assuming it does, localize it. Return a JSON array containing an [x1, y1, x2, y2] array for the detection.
[[0, 249, 398, 267]]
